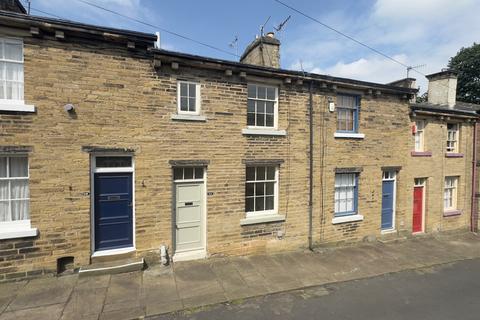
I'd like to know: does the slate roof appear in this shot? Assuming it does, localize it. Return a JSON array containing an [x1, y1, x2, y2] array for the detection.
[[411, 101, 480, 117]]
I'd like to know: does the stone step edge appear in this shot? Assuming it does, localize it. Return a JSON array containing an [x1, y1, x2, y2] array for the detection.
[[78, 258, 144, 277]]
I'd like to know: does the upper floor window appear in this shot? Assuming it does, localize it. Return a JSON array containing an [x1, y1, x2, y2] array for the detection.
[[334, 173, 358, 217], [414, 120, 425, 152], [336, 95, 360, 133], [177, 81, 200, 115], [247, 84, 278, 128], [446, 123, 459, 153], [444, 176, 458, 211], [0, 38, 23, 102], [0, 156, 29, 223], [245, 166, 277, 216]]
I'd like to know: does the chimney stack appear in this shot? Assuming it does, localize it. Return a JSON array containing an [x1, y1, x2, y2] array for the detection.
[[426, 69, 458, 108], [240, 32, 280, 68]]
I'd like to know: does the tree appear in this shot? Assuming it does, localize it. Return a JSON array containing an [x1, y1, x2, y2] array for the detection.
[[448, 43, 480, 104]]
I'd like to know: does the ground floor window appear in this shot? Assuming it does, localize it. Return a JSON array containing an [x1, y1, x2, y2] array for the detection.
[[245, 166, 277, 215], [444, 176, 458, 211], [334, 173, 358, 217], [0, 156, 29, 222]]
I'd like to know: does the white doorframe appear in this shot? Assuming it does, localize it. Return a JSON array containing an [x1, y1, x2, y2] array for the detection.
[[172, 167, 207, 262], [381, 171, 397, 234], [90, 153, 136, 257]]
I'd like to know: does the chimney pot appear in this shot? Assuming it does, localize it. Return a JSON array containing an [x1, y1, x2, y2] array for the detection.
[[266, 32, 275, 38]]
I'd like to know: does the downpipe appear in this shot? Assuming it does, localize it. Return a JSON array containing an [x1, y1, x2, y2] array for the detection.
[[308, 81, 314, 250], [471, 121, 478, 233]]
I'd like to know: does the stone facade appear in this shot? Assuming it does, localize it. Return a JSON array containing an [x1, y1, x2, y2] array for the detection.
[[0, 11, 476, 282]]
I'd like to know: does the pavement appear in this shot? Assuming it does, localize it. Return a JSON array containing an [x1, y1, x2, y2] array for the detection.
[[0, 232, 479, 320], [152, 258, 480, 320]]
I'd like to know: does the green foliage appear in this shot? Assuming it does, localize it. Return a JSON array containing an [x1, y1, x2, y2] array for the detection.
[[416, 92, 428, 103], [448, 43, 480, 104]]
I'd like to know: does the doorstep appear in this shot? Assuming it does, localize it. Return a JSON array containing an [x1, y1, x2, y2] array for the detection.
[[78, 257, 144, 277]]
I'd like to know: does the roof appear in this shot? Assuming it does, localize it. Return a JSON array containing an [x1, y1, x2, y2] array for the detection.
[[152, 48, 418, 95], [411, 101, 480, 117], [0, 10, 156, 45], [0, 10, 418, 96], [0, 0, 26, 14]]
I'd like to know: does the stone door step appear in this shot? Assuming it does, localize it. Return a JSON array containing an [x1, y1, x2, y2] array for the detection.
[[79, 257, 144, 277]]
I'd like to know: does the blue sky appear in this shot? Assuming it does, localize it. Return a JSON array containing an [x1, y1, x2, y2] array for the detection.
[[27, 0, 480, 92]]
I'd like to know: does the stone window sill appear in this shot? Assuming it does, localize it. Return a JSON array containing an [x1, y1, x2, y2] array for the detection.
[[242, 128, 287, 136], [332, 214, 364, 225], [240, 214, 285, 226], [0, 103, 35, 113], [411, 151, 432, 157], [445, 153, 464, 158], [443, 209, 462, 217], [334, 132, 365, 139], [171, 114, 206, 122], [0, 227, 38, 240]]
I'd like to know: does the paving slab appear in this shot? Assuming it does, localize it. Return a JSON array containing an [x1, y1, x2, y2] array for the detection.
[[60, 287, 107, 320], [174, 261, 224, 300], [230, 256, 273, 296], [104, 271, 142, 307], [99, 305, 145, 320], [0, 303, 64, 320], [209, 259, 254, 300], [7, 275, 77, 311], [247, 255, 303, 292]]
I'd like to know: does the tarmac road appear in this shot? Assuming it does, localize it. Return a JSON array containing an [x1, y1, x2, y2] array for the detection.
[[152, 258, 480, 320]]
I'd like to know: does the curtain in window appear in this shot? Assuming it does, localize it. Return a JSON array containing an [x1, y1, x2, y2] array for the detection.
[[0, 40, 24, 101], [335, 173, 356, 214], [0, 156, 29, 222]]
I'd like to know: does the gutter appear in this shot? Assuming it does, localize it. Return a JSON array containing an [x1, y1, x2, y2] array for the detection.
[[308, 81, 314, 250], [472, 122, 478, 232]]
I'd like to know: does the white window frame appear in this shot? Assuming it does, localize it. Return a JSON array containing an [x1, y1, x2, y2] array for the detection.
[[245, 166, 279, 218], [334, 173, 358, 217], [444, 176, 458, 211], [0, 37, 34, 112], [446, 123, 459, 153], [414, 120, 425, 152], [0, 154, 37, 239], [247, 84, 279, 130], [177, 81, 201, 116]]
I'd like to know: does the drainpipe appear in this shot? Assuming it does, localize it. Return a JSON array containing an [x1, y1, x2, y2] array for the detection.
[[471, 121, 478, 233], [308, 81, 314, 250]]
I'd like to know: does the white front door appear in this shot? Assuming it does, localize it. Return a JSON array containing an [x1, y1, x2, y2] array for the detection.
[[175, 182, 204, 254]]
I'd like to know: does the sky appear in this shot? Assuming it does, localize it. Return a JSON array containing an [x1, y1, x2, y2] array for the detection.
[[26, 0, 480, 93]]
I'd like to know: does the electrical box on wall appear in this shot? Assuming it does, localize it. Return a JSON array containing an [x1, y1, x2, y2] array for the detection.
[[328, 101, 335, 112]]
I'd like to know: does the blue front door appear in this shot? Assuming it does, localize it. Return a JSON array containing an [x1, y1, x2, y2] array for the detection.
[[94, 172, 133, 251], [381, 180, 395, 230]]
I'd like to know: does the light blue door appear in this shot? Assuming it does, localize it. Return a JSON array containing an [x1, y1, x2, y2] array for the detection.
[[381, 180, 395, 230]]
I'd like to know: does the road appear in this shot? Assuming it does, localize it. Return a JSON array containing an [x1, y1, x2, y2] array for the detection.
[[151, 258, 480, 320]]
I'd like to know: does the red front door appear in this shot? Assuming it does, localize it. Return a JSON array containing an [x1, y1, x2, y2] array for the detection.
[[413, 186, 424, 233]]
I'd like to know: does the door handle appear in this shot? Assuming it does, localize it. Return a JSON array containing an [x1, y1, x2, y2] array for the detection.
[[128, 202, 133, 207]]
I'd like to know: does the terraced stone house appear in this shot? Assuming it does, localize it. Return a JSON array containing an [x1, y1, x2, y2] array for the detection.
[[0, 1, 477, 281]]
